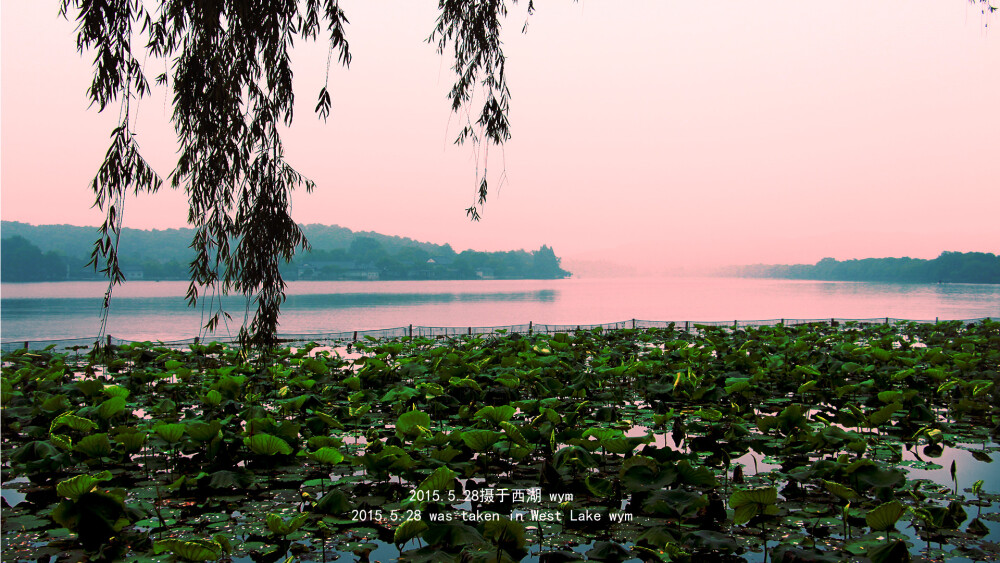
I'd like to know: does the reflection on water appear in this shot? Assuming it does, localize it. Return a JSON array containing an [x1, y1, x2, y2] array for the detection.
[[2, 277, 997, 342], [284, 289, 557, 309]]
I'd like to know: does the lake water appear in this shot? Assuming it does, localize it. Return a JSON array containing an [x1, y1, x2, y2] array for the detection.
[[1, 277, 998, 344]]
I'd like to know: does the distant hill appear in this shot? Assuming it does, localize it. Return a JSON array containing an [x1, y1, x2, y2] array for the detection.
[[719, 252, 1000, 284], [0, 221, 570, 282]]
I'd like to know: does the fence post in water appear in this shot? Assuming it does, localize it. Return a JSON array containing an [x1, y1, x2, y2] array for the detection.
[[107, 335, 112, 349], [408, 324, 413, 338], [885, 317, 889, 325], [632, 319, 636, 329], [685, 321, 689, 332], [780, 318, 784, 326], [353, 331, 357, 342], [529, 321, 533, 335], [831, 318, 835, 327], [24, 341, 29, 350]]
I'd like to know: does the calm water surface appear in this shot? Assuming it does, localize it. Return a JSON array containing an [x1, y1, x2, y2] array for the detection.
[[2, 277, 998, 342]]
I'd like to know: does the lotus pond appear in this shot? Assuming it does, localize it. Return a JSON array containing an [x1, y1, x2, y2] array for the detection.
[[2, 320, 999, 562]]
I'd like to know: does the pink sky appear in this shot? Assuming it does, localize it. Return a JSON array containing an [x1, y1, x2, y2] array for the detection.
[[2, 1, 998, 273]]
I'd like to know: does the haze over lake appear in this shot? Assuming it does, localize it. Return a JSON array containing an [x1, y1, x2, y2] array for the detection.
[[3, 277, 997, 344]]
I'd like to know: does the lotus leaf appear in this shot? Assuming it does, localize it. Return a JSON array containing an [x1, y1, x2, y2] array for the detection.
[[865, 500, 906, 531], [483, 516, 527, 550], [155, 423, 187, 443], [56, 471, 112, 500], [266, 512, 308, 536], [102, 385, 129, 399], [50, 412, 97, 433], [308, 447, 344, 465], [461, 429, 502, 451], [394, 518, 429, 546], [153, 538, 223, 562], [244, 433, 293, 456], [474, 405, 515, 425], [730, 486, 778, 525], [98, 396, 128, 419], [397, 408, 432, 438], [75, 433, 113, 458]]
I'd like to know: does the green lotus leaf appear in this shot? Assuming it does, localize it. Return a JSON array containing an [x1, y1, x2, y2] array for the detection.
[[865, 500, 906, 531], [154, 423, 187, 443], [309, 447, 345, 465], [483, 518, 527, 552], [314, 411, 345, 429], [397, 409, 431, 438], [585, 541, 631, 562], [414, 466, 457, 497], [797, 380, 818, 394], [75, 433, 113, 458], [583, 428, 624, 442], [500, 421, 528, 446], [50, 412, 97, 433], [41, 394, 71, 412], [730, 486, 778, 509], [349, 404, 371, 418], [113, 430, 147, 452], [102, 385, 130, 399], [394, 518, 429, 546], [725, 377, 751, 394], [75, 379, 104, 397], [733, 503, 760, 526], [474, 405, 515, 425], [153, 538, 222, 562], [56, 471, 112, 500], [449, 377, 482, 392], [313, 490, 353, 515], [822, 480, 859, 501], [867, 403, 901, 426], [50, 433, 73, 451], [203, 389, 223, 406], [584, 475, 613, 498], [644, 489, 708, 519], [266, 512, 308, 535], [461, 429, 502, 452], [98, 396, 128, 419], [877, 390, 903, 404], [244, 433, 293, 456], [186, 420, 222, 442], [866, 539, 909, 563]]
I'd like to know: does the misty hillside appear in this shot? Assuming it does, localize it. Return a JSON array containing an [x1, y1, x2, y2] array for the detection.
[[1, 221, 570, 282]]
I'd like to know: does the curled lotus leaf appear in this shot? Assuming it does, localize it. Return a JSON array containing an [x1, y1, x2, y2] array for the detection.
[[414, 466, 458, 497], [244, 433, 293, 456], [461, 429, 502, 452], [56, 471, 113, 500], [474, 405, 515, 425], [75, 433, 113, 458], [308, 447, 345, 465], [50, 413, 97, 433], [397, 408, 432, 438], [153, 538, 223, 562], [394, 518, 429, 546], [98, 396, 128, 419], [155, 423, 187, 443], [113, 431, 147, 452], [186, 420, 222, 442], [865, 500, 906, 531], [823, 480, 859, 501], [266, 512, 309, 536], [102, 385, 130, 399]]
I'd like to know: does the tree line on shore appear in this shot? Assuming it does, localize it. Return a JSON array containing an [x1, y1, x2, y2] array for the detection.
[[0, 222, 570, 283], [719, 251, 1000, 284]]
